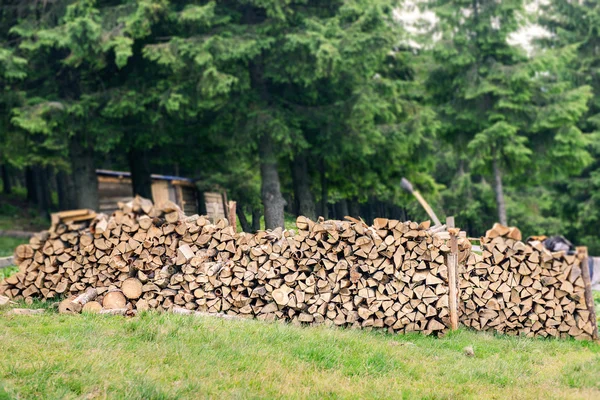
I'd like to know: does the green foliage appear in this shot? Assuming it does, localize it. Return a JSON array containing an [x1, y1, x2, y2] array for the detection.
[[1, 0, 600, 249], [426, 0, 593, 233]]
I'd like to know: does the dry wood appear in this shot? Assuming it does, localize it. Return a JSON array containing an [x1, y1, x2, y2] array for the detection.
[[121, 278, 143, 299], [102, 290, 127, 309], [460, 224, 595, 340], [2, 196, 594, 340], [0, 295, 12, 307], [59, 288, 98, 314], [82, 301, 102, 313]]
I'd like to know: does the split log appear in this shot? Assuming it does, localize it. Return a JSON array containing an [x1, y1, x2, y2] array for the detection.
[[121, 278, 143, 300], [59, 288, 98, 314], [82, 301, 102, 313], [3, 197, 595, 340], [102, 291, 127, 309]]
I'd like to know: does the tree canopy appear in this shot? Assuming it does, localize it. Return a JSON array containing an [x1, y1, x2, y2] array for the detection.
[[1, 0, 600, 252]]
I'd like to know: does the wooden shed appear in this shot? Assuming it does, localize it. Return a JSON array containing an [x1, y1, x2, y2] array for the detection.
[[96, 169, 199, 215]]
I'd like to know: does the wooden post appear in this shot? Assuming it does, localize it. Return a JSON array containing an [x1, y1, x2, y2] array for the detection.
[[221, 191, 229, 221], [228, 201, 237, 231], [447, 228, 460, 330], [577, 246, 599, 341]]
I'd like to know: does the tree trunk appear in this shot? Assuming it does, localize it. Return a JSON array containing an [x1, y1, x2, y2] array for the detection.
[[1, 164, 11, 194], [493, 153, 507, 225], [348, 199, 360, 218], [336, 200, 349, 219], [366, 197, 375, 225], [258, 133, 285, 229], [128, 147, 153, 199], [26, 167, 37, 204], [69, 136, 99, 210], [236, 205, 251, 233], [291, 154, 316, 220], [42, 167, 53, 211], [32, 166, 50, 219], [56, 170, 76, 210], [252, 208, 262, 231], [319, 158, 328, 219]]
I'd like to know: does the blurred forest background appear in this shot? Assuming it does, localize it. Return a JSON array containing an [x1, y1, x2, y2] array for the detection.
[[1, 0, 600, 252]]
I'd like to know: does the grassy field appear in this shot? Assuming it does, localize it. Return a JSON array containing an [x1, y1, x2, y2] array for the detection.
[[0, 310, 599, 400], [1, 226, 600, 399]]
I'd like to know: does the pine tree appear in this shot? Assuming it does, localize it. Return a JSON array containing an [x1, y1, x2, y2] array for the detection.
[[427, 0, 592, 225], [143, 0, 436, 228], [538, 0, 600, 252]]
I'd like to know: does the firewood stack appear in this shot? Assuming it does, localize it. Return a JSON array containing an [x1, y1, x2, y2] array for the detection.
[[459, 223, 596, 340], [189, 216, 453, 334], [0, 197, 454, 335]]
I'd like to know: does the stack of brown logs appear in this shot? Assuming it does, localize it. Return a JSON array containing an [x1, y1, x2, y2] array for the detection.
[[1, 197, 455, 335], [3, 199, 596, 340], [460, 223, 597, 340]]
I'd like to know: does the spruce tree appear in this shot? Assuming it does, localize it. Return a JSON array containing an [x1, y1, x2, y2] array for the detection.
[[427, 0, 592, 225]]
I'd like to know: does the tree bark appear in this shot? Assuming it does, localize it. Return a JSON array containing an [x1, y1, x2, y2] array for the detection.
[[128, 147, 153, 200], [69, 136, 99, 210], [56, 170, 76, 210], [348, 199, 360, 218], [25, 167, 37, 204], [31, 166, 50, 219], [258, 133, 286, 229], [1, 164, 11, 194], [236, 205, 251, 233], [492, 153, 507, 225], [42, 167, 53, 211], [319, 158, 328, 219], [335, 200, 349, 219], [291, 154, 316, 220], [252, 208, 262, 231]]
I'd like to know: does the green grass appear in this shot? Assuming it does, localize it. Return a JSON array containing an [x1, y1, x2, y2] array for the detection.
[[0, 236, 28, 257], [0, 311, 598, 399]]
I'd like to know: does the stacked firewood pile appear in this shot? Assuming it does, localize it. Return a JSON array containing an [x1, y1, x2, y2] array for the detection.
[[459, 223, 597, 340], [0, 197, 455, 335]]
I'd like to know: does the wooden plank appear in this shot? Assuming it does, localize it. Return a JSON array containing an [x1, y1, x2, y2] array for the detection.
[[204, 192, 226, 221], [152, 181, 170, 205], [577, 246, 599, 341], [55, 209, 91, 219], [175, 184, 184, 210], [170, 180, 195, 188], [97, 176, 132, 184]]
